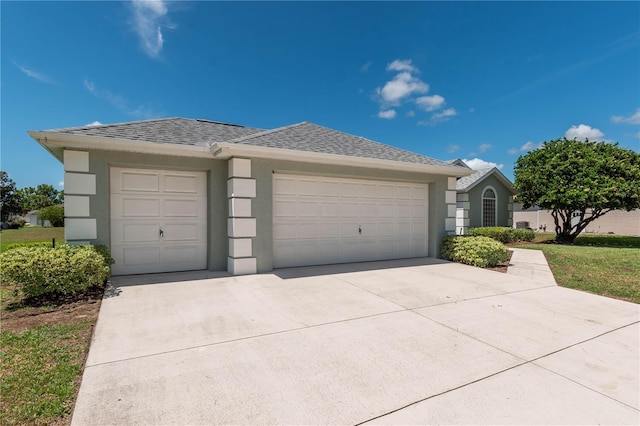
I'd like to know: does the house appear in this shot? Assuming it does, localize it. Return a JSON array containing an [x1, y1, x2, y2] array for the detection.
[[513, 205, 640, 236], [28, 118, 471, 276], [449, 160, 516, 234], [26, 210, 44, 226]]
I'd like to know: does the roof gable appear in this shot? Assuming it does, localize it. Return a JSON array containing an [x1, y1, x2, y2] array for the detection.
[[456, 167, 515, 194]]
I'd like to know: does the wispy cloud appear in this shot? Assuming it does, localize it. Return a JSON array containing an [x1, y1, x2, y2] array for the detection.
[[429, 108, 457, 123], [478, 143, 492, 153], [130, 0, 172, 59], [508, 148, 518, 155], [378, 109, 397, 119], [361, 61, 373, 72], [634, 131, 640, 139], [509, 140, 542, 154], [84, 79, 161, 119], [386, 59, 419, 73], [406, 110, 415, 117], [447, 144, 460, 154], [86, 121, 103, 126], [57, 181, 64, 188], [415, 95, 445, 112], [611, 108, 640, 125], [462, 158, 503, 170], [565, 124, 606, 141], [13, 61, 55, 84]]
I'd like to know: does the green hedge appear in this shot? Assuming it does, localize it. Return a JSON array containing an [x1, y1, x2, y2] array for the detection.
[[467, 227, 534, 243], [0, 245, 111, 298], [4, 241, 56, 251], [441, 235, 510, 268]]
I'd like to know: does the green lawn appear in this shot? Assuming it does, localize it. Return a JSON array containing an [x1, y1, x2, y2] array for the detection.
[[0, 227, 64, 252], [517, 234, 640, 303], [0, 322, 93, 425]]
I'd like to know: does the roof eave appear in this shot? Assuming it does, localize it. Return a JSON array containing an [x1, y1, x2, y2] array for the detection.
[[459, 168, 516, 194], [212, 142, 472, 177], [28, 131, 213, 161]]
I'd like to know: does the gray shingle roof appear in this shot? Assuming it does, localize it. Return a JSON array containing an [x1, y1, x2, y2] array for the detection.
[[225, 122, 450, 166], [456, 168, 494, 191], [41, 117, 460, 168], [46, 117, 264, 146]]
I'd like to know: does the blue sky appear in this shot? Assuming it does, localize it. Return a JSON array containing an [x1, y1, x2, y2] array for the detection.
[[2, 1, 639, 189]]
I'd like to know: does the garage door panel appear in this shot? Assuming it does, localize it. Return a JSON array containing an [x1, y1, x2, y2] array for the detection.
[[111, 167, 207, 275], [273, 174, 428, 269], [120, 172, 159, 192]]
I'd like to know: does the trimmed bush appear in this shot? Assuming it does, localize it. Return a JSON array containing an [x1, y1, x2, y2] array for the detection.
[[467, 227, 513, 243], [441, 235, 510, 268], [0, 245, 110, 298], [38, 205, 64, 227], [467, 227, 535, 243], [92, 244, 115, 266], [3, 241, 56, 251]]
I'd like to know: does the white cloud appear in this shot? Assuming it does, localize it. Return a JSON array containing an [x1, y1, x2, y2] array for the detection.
[[13, 61, 55, 84], [447, 144, 460, 153], [565, 124, 605, 141], [84, 79, 160, 118], [634, 131, 640, 139], [406, 110, 415, 117], [462, 158, 504, 170], [507, 148, 518, 155], [130, 0, 170, 58], [415, 94, 445, 112], [386, 59, 418, 73], [57, 181, 64, 188], [86, 121, 102, 126], [378, 109, 397, 119], [376, 71, 429, 105], [430, 108, 457, 123], [611, 108, 640, 125], [520, 141, 542, 151], [478, 143, 492, 153]]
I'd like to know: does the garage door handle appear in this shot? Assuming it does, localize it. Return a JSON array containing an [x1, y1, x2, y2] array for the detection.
[[159, 229, 164, 238]]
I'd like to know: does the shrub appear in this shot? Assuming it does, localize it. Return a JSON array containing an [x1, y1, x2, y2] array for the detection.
[[511, 228, 535, 242], [467, 227, 535, 243], [92, 244, 115, 266], [467, 227, 513, 243], [441, 235, 510, 268], [4, 241, 55, 251], [0, 245, 110, 298], [38, 206, 64, 227]]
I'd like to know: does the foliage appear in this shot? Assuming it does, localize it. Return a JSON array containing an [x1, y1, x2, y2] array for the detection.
[[38, 205, 65, 227], [0, 321, 91, 424], [0, 245, 110, 298], [514, 138, 640, 243], [467, 227, 534, 243], [4, 241, 55, 251], [17, 184, 63, 214], [92, 244, 115, 266], [0, 171, 22, 223], [441, 235, 510, 268]]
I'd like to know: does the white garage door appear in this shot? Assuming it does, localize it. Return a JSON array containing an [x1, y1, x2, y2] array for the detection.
[[110, 167, 207, 275], [273, 174, 428, 268]]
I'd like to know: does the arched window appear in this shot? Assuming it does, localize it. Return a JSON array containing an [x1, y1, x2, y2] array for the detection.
[[482, 187, 497, 227]]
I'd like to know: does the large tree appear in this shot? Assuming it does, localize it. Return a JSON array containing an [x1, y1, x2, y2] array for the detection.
[[0, 171, 22, 223], [17, 184, 63, 213], [514, 138, 640, 243]]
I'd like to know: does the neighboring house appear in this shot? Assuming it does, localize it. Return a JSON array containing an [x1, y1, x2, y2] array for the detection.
[[27, 210, 44, 226], [29, 118, 470, 276], [448, 160, 516, 235], [513, 205, 640, 236]]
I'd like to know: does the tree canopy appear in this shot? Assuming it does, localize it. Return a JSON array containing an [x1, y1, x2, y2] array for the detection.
[[17, 184, 63, 213], [514, 138, 640, 243], [0, 171, 22, 223]]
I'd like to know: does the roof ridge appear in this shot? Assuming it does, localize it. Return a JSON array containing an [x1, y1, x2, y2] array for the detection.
[[46, 116, 182, 132], [221, 121, 307, 144]]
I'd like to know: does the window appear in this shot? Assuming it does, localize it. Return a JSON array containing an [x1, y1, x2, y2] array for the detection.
[[482, 187, 497, 227]]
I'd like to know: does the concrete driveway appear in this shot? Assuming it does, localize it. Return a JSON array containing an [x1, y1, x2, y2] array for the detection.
[[73, 258, 639, 425]]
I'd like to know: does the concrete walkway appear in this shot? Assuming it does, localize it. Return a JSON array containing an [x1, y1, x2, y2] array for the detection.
[[507, 247, 557, 285], [72, 258, 639, 425]]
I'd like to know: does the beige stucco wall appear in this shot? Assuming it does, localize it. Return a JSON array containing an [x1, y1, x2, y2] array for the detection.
[[513, 204, 640, 236]]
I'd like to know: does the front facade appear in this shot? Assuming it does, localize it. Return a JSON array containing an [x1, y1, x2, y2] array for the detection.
[[451, 161, 515, 235], [29, 118, 470, 276]]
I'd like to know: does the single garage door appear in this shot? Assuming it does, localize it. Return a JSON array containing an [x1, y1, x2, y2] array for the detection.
[[110, 167, 207, 275], [273, 174, 428, 268]]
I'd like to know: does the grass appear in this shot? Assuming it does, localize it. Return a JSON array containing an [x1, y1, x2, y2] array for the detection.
[[1, 225, 100, 425], [0, 321, 93, 425], [517, 234, 640, 303], [0, 227, 64, 252]]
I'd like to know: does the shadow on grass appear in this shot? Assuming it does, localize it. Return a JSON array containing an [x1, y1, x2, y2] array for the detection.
[[535, 235, 640, 249]]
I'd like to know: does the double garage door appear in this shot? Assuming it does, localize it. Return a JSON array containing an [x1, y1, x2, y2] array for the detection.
[[110, 168, 207, 275], [273, 174, 428, 268]]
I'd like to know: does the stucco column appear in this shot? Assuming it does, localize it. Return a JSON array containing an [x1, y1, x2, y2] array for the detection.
[[63, 150, 96, 244], [445, 177, 457, 235], [227, 158, 257, 275], [456, 193, 470, 235]]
